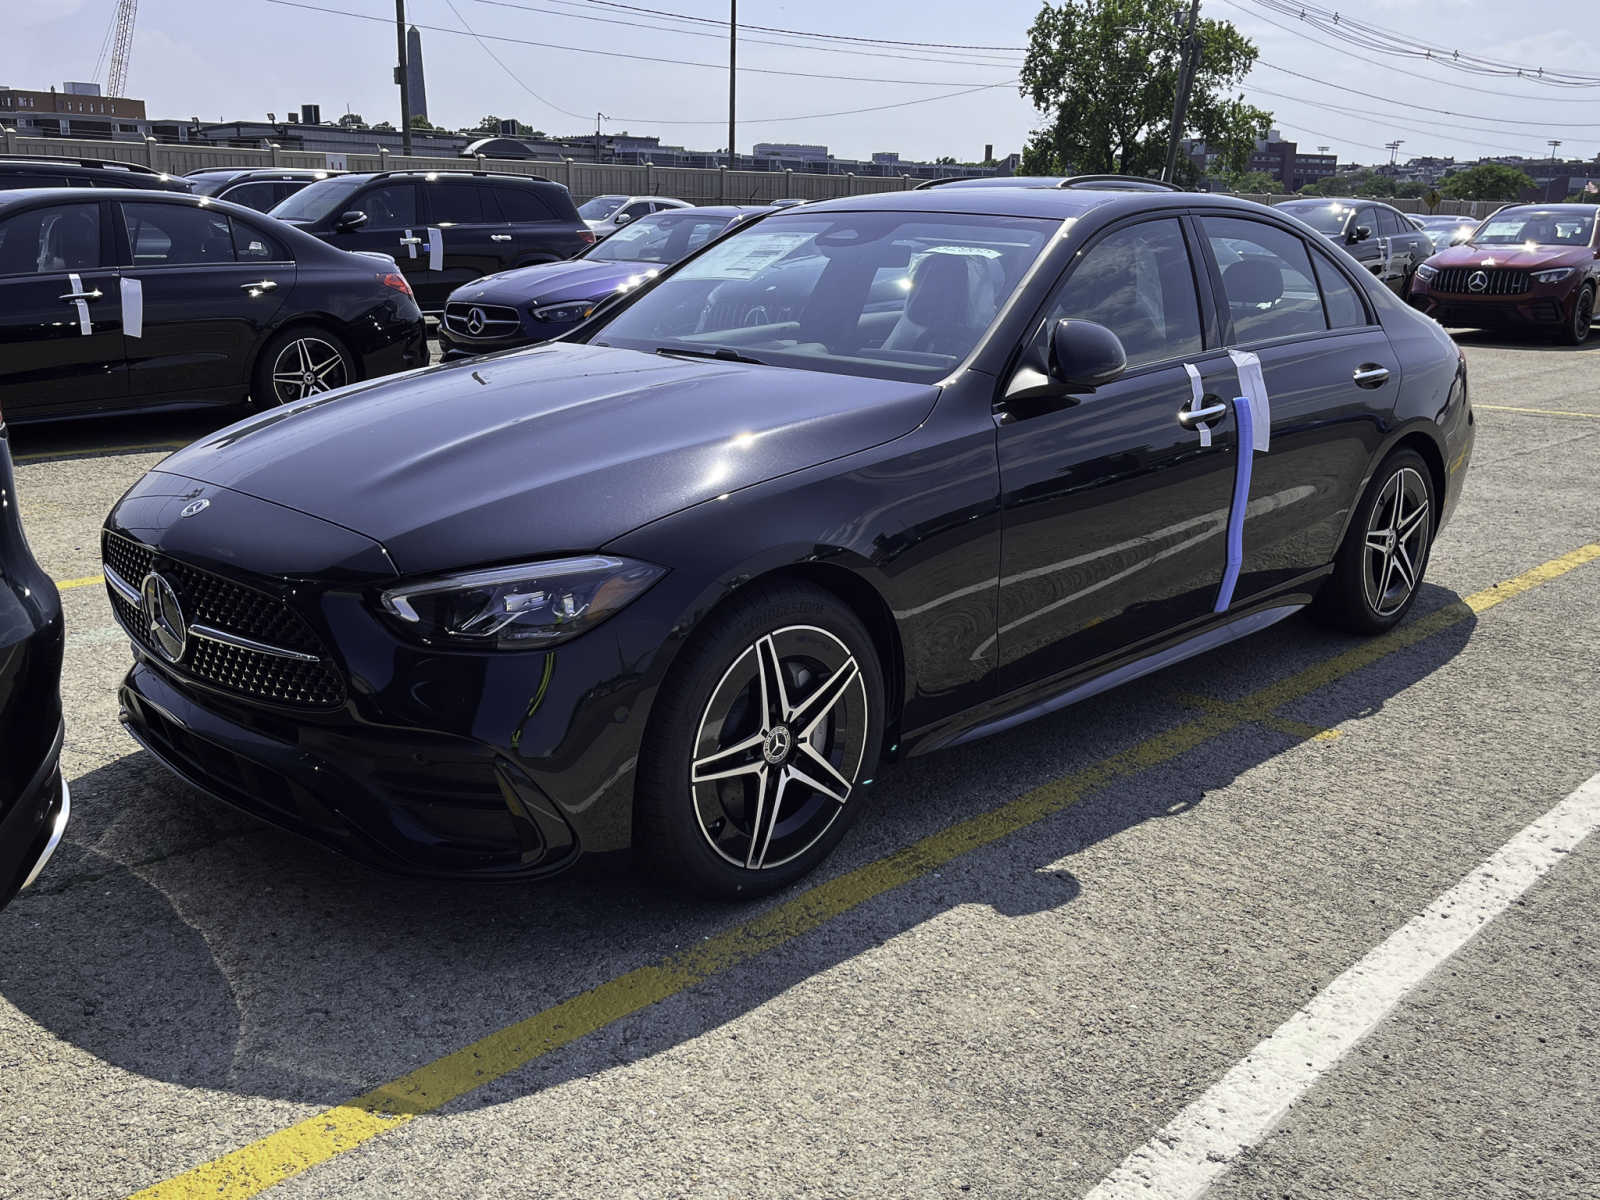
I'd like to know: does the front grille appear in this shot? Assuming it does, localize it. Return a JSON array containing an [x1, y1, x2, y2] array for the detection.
[[443, 301, 522, 339], [103, 531, 345, 708], [1431, 267, 1529, 296]]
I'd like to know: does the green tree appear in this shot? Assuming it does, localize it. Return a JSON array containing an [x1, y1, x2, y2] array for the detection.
[[1439, 163, 1536, 201], [409, 114, 436, 130], [475, 114, 503, 133], [1019, 0, 1271, 177], [1394, 180, 1427, 199], [1224, 169, 1277, 193], [1296, 180, 1326, 197], [371, 120, 395, 131], [337, 113, 365, 129]]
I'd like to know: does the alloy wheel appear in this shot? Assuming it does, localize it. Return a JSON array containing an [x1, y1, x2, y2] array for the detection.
[[270, 336, 348, 404], [1575, 288, 1594, 344], [1362, 466, 1431, 617], [689, 625, 869, 871]]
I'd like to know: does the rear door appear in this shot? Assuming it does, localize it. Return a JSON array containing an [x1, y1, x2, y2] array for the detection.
[[323, 180, 422, 287], [117, 200, 290, 401], [417, 179, 501, 304], [489, 182, 568, 265], [0, 197, 126, 419], [1193, 213, 1396, 604]]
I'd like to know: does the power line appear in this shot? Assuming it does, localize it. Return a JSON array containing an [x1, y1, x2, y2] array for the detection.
[[441, 0, 587, 120], [265, 0, 1004, 87], [1254, 61, 1600, 129], [1248, 85, 1536, 155]]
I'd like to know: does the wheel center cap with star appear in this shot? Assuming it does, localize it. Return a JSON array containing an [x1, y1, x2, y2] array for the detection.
[[762, 725, 794, 765]]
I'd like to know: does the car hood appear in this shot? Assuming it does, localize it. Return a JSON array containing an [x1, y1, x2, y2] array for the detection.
[[1426, 244, 1593, 270], [153, 343, 940, 575], [450, 259, 655, 307]]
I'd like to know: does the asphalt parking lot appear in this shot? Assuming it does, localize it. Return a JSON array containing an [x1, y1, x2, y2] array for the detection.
[[2, 330, 1598, 1200]]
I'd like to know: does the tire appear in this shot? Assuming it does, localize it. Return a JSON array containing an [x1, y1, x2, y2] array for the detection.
[[1560, 284, 1594, 347], [1311, 448, 1436, 635], [252, 325, 356, 407], [635, 581, 886, 899]]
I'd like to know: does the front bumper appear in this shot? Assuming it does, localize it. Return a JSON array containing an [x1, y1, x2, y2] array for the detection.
[[1408, 281, 1580, 327], [436, 311, 582, 361]]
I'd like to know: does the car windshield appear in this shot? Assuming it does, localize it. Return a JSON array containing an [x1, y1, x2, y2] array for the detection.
[[590, 209, 1056, 383], [1470, 207, 1595, 247], [270, 176, 366, 222], [185, 174, 240, 197], [585, 209, 736, 264], [1280, 202, 1355, 235], [579, 195, 628, 220]]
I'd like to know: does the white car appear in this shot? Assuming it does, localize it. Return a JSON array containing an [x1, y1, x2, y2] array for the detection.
[[578, 194, 691, 238]]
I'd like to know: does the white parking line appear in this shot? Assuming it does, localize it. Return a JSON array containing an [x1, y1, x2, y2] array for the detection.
[[1084, 767, 1600, 1200]]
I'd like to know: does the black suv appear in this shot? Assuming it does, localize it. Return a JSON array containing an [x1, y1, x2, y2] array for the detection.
[[270, 170, 594, 308], [185, 167, 337, 212], [0, 155, 191, 194]]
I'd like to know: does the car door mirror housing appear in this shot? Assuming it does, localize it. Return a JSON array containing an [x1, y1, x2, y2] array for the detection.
[[1004, 319, 1128, 403], [335, 210, 369, 232], [1349, 224, 1372, 244], [614, 212, 633, 226]]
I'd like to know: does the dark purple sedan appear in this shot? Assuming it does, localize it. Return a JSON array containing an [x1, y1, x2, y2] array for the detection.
[[438, 205, 771, 359]]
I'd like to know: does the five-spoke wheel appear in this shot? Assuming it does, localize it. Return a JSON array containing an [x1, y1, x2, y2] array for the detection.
[[252, 326, 355, 407], [1314, 447, 1436, 634]]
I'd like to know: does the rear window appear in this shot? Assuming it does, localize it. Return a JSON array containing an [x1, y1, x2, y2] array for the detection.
[[428, 182, 484, 224], [490, 184, 557, 222]]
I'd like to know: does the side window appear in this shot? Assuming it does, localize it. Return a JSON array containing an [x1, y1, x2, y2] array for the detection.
[[683, 217, 730, 253], [0, 202, 101, 275], [621, 201, 653, 220], [429, 183, 485, 225], [1375, 208, 1404, 237], [1199, 216, 1327, 344], [489, 185, 554, 222], [1355, 207, 1380, 237], [355, 183, 416, 230], [1, 171, 73, 188], [230, 218, 289, 262], [121, 202, 236, 266], [1042, 218, 1202, 370], [1311, 252, 1369, 329], [219, 181, 278, 212]]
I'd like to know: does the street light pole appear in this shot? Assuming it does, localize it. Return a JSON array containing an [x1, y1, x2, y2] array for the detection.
[[725, 0, 737, 200], [395, 0, 412, 156]]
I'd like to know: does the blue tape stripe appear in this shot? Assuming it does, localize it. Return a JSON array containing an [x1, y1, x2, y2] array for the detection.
[[1214, 395, 1254, 613]]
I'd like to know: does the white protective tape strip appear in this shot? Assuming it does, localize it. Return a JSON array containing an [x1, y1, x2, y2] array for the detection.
[[1181, 362, 1211, 448], [427, 226, 444, 272], [120, 276, 143, 339], [68, 272, 91, 335], [404, 228, 418, 259], [1227, 348, 1271, 452]]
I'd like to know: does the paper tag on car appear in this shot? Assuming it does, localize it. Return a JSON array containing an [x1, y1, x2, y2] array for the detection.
[[121, 277, 143, 339], [1182, 362, 1211, 448], [1228, 349, 1271, 452], [68, 272, 91, 335], [427, 226, 444, 272], [404, 228, 418, 259]]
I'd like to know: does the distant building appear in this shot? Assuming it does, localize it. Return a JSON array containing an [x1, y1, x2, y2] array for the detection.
[[1185, 130, 1336, 191], [0, 82, 166, 141], [406, 26, 427, 123]]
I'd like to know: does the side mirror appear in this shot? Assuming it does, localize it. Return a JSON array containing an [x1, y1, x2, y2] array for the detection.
[[1349, 224, 1372, 244], [335, 210, 369, 232], [1005, 319, 1127, 402], [613, 212, 633, 226]]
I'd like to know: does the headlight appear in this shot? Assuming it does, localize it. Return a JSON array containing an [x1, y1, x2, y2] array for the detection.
[[1532, 268, 1574, 284], [1414, 263, 1439, 282], [532, 300, 595, 323], [379, 556, 665, 650]]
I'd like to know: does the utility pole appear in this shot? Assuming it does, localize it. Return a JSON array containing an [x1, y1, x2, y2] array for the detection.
[[595, 111, 605, 163], [1548, 139, 1562, 165], [725, 0, 737, 200], [395, 0, 412, 155], [1162, 0, 1202, 183], [1386, 139, 1403, 166]]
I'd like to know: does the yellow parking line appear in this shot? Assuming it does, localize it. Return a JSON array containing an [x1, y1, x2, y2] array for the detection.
[[56, 574, 106, 592], [1475, 404, 1600, 421], [1176, 691, 1341, 741], [14, 441, 189, 465], [125, 542, 1600, 1200]]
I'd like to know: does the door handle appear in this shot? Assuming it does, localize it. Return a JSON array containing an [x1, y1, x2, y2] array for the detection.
[[240, 280, 278, 293], [1177, 401, 1228, 429], [59, 288, 103, 302], [398, 236, 423, 245], [1353, 364, 1391, 388], [490, 234, 513, 242]]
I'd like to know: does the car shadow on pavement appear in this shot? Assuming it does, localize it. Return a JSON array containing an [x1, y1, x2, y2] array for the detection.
[[1448, 329, 1600, 353], [0, 586, 1477, 1113]]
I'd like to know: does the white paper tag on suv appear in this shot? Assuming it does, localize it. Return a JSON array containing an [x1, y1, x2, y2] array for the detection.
[[68, 272, 91, 335], [427, 226, 444, 271], [121, 276, 144, 339], [1228, 348, 1271, 452], [404, 228, 418, 259], [1182, 362, 1211, 448]]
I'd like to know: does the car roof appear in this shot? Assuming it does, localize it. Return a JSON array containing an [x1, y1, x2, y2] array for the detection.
[[0, 186, 283, 211], [336, 170, 564, 186], [0, 154, 166, 176], [1279, 196, 1392, 208], [790, 187, 1257, 222], [646, 204, 761, 217]]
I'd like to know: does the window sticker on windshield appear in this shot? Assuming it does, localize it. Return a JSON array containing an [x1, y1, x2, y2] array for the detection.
[[1479, 220, 1521, 240], [683, 232, 815, 279]]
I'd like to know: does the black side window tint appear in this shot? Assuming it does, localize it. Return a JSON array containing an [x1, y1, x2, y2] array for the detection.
[[357, 184, 416, 229], [491, 185, 553, 222], [1044, 218, 1203, 370], [1311, 253, 1368, 328], [230, 217, 289, 261], [220, 182, 278, 212], [121, 202, 235, 265], [429, 183, 485, 224], [1201, 217, 1328, 343], [0, 203, 101, 274]]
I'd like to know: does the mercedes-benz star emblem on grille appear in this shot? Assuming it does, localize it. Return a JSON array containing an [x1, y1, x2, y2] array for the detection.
[[1468, 271, 1489, 293], [466, 306, 488, 335], [180, 497, 210, 518], [140, 572, 188, 663]]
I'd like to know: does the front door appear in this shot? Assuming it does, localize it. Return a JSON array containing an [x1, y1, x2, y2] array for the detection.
[[1193, 213, 1397, 604], [995, 216, 1240, 691], [0, 198, 126, 420], [117, 201, 289, 402], [323, 180, 424, 291]]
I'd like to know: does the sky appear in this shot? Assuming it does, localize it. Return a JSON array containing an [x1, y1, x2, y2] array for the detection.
[[5, 0, 1598, 168]]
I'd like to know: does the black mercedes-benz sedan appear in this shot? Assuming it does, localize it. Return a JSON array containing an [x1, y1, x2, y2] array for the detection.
[[104, 188, 1473, 897], [1, 402, 67, 910], [0, 188, 427, 424]]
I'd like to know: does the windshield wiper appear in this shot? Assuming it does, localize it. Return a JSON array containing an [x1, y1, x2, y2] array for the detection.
[[654, 345, 769, 366]]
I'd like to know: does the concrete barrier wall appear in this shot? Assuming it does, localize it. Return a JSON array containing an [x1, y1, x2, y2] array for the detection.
[[2, 132, 1503, 217]]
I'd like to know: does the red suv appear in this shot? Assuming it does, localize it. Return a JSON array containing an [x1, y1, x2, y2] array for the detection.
[[1408, 204, 1598, 344]]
